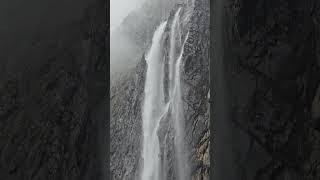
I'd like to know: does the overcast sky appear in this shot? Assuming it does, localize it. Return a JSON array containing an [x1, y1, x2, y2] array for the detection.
[[110, 0, 145, 30]]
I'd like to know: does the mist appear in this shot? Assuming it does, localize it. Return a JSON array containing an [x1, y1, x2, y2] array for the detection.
[[110, 31, 140, 78], [110, 0, 146, 80], [110, 0, 145, 30], [110, 0, 180, 81]]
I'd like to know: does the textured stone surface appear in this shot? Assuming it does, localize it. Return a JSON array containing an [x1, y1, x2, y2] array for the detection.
[[0, 0, 107, 179], [110, 56, 146, 180], [214, 0, 320, 179], [181, 1, 210, 179]]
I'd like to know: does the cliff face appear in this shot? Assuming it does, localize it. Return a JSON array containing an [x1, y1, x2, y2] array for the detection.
[[181, 0, 210, 179], [0, 0, 107, 179], [214, 0, 320, 179], [110, 57, 146, 180], [158, 0, 210, 179], [110, 0, 209, 179]]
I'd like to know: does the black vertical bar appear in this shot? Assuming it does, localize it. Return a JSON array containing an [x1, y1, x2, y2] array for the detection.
[[106, 0, 110, 179]]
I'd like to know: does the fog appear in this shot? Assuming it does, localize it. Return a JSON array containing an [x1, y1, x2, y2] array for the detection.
[[110, 0, 146, 80], [110, 31, 140, 79], [110, 0, 145, 30], [110, 0, 177, 81]]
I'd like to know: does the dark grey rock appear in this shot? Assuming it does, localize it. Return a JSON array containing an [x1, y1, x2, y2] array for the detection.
[[213, 0, 320, 179], [0, 0, 108, 179]]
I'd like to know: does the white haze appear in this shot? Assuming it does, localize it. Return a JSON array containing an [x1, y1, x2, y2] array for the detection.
[[110, 0, 145, 30], [110, 31, 139, 78], [110, 0, 146, 80], [110, 0, 180, 80]]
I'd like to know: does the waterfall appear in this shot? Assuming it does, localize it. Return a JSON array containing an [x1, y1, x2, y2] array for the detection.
[[141, 6, 190, 180], [141, 21, 167, 180], [172, 33, 190, 180], [168, 7, 191, 180], [168, 8, 182, 97]]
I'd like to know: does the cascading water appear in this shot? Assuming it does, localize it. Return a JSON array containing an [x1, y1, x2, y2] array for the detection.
[[141, 21, 167, 180], [168, 7, 191, 180], [141, 6, 191, 180]]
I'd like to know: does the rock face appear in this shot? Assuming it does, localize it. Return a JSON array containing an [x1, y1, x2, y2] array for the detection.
[[110, 0, 210, 179], [0, 0, 107, 179], [110, 56, 146, 180], [212, 0, 320, 179], [181, 0, 210, 179]]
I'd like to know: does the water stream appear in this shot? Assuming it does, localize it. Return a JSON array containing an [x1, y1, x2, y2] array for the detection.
[[141, 21, 167, 180], [141, 7, 190, 180]]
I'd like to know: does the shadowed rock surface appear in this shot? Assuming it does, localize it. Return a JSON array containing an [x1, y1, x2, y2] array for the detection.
[[212, 0, 320, 179], [0, 0, 108, 179]]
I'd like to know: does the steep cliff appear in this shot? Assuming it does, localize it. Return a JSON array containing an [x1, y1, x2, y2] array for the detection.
[[157, 0, 210, 179], [212, 0, 320, 179], [0, 0, 107, 179], [110, 0, 209, 179], [182, 0, 210, 178], [110, 56, 146, 180]]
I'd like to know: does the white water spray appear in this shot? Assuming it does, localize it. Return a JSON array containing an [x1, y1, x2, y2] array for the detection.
[[141, 6, 191, 180], [172, 32, 190, 180], [168, 8, 182, 96], [168, 7, 190, 180], [141, 21, 167, 180]]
